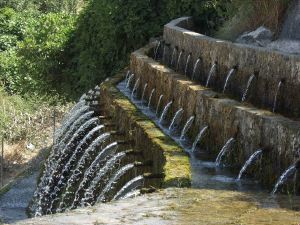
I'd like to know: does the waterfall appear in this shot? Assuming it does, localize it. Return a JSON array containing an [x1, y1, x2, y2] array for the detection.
[[162, 44, 167, 63], [156, 95, 164, 115], [176, 50, 183, 71], [71, 142, 118, 209], [131, 78, 140, 99], [148, 89, 155, 108], [241, 74, 255, 102], [272, 165, 297, 195], [141, 83, 148, 102], [126, 73, 135, 89], [159, 101, 173, 124], [223, 68, 235, 93], [168, 108, 183, 132], [112, 175, 144, 201], [184, 54, 191, 76], [215, 138, 235, 167], [237, 149, 262, 180], [125, 70, 131, 83], [206, 63, 217, 87], [180, 116, 195, 140], [192, 58, 201, 80], [170, 47, 177, 67], [154, 41, 161, 60], [192, 126, 208, 152], [81, 152, 127, 206], [96, 164, 135, 203], [272, 81, 283, 113]]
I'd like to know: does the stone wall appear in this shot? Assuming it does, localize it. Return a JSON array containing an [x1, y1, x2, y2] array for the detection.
[[130, 44, 300, 189], [100, 74, 191, 188], [163, 17, 300, 118]]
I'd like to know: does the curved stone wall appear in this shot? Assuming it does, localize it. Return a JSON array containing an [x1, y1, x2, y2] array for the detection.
[[163, 17, 300, 119]]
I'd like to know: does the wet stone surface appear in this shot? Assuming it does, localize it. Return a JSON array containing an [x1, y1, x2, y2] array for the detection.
[[15, 188, 300, 225]]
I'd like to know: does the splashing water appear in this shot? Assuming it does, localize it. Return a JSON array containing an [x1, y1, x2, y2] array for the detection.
[[126, 74, 135, 89], [192, 58, 201, 80], [154, 41, 161, 60], [141, 83, 148, 102], [156, 95, 164, 115], [159, 101, 173, 124], [131, 78, 140, 99], [215, 138, 235, 167], [241, 74, 256, 102], [180, 116, 195, 140], [192, 126, 208, 152], [168, 108, 183, 132], [272, 81, 283, 113], [170, 47, 177, 67], [112, 175, 144, 201], [206, 63, 217, 87], [148, 89, 155, 108], [184, 54, 191, 76], [96, 164, 135, 203], [223, 69, 235, 93], [272, 165, 297, 195], [176, 50, 183, 71], [237, 149, 263, 180]]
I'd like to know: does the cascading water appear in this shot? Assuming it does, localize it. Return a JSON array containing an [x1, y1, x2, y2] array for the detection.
[[206, 63, 217, 87], [192, 126, 208, 152], [126, 73, 135, 89], [156, 95, 164, 115], [159, 101, 173, 124], [223, 68, 235, 93], [180, 116, 195, 141], [237, 149, 263, 180], [131, 78, 140, 99], [184, 54, 191, 76], [154, 41, 161, 60], [148, 89, 155, 108], [272, 164, 297, 194], [272, 80, 283, 113], [170, 47, 177, 67], [241, 74, 256, 102], [192, 58, 201, 80], [168, 108, 183, 132], [215, 138, 235, 167], [141, 83, 148, 102], [112, 175, 144, 201], [176, 50, 183, 71]]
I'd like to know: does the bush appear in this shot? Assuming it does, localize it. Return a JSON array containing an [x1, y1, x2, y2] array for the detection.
[[65, 0, 229, 94]]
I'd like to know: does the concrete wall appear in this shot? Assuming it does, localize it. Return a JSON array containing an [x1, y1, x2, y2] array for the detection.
[[163, 17, 300, 118]]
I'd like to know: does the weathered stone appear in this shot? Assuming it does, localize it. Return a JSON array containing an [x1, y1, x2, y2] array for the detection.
[[236, 26, 273, 47]]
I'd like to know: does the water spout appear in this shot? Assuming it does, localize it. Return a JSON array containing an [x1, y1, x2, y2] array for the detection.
[[272, 80, 283, 113], [241, 74, 256, 102], [223, 68, 235, 93], [272, 164, 297, 194], [180, 116, 195, 141], [148, 89, 155, 108], [215, 138, 235, 167], [156, 95, 164, 115], [192, 126, 208, 152], [141, 83, 148, 102], [170, 47, 177, 67], [154, 41, 161, 60], [159, 101, 173, 124], [168, 108, 184, 132], [206, 63, 217, 87], [184, 54, 191, 76], [237, 149, 263, 180], [192, 58, 201, 81], [176, 50, 184, 72], [126, 74, 135, 89], [131, 78, 140, 99]]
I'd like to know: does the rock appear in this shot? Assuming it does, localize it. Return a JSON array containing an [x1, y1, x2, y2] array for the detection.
[[267, 39, 300, 55], [236, 26, 273, 47]]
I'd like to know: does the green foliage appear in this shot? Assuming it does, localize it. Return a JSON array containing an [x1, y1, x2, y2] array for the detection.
[[65, 0, 229, 94]]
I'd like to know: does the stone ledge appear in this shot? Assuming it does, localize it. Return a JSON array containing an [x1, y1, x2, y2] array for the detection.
[[131, 44, 300, 188], [100, 73, 191, 188]]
